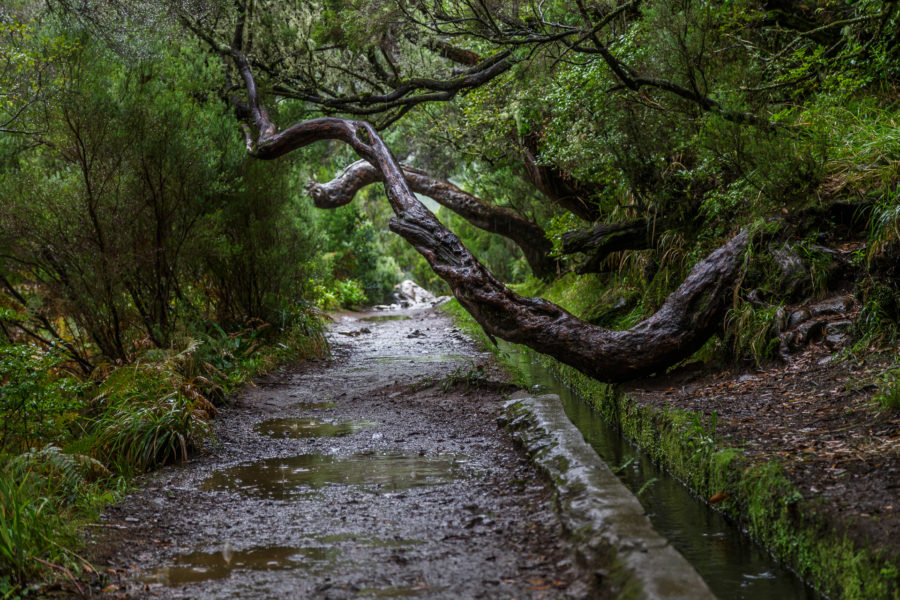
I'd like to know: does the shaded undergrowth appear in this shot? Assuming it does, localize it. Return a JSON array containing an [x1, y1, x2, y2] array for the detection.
[[0, 313, 327, 597]]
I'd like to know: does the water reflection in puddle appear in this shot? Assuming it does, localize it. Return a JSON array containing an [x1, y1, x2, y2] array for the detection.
[[358, 585, 432, 597], [372, 354, 468, 364], [361, 315, 412, 322], [141, 545, 338, 585], [254, 418, 371, 439], [297, 401, 337, 410], [202, 453, 468, 499], [316, 533, 423, 547]]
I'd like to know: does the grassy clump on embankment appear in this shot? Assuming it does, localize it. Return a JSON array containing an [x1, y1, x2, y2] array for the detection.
[[442, 299, 899, 600]]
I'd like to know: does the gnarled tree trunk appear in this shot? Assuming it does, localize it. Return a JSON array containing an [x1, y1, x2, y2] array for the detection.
[[232, 53, 749, 383], [308, 160, 557, 278]]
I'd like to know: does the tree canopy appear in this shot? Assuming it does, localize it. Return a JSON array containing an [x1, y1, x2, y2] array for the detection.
[[3, 0, 900, 374]]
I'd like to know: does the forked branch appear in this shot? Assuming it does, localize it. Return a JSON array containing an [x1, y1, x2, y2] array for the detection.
[[308, 160, 556, 278]]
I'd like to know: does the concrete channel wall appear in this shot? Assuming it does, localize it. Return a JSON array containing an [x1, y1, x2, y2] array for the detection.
[[502, 392, 716, 600]]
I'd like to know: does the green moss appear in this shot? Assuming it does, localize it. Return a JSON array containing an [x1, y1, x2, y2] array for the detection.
[[555, 361, 897, 599]]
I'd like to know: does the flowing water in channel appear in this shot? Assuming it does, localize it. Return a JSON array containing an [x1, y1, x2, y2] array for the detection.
[[499, 341, 822, 600]]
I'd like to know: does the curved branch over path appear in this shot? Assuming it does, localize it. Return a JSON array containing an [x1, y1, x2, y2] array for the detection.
[[308, 160, 556, 278], [234, 52, 749, 383]]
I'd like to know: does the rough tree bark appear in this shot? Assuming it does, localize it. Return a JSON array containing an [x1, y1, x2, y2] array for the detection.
[[308, 160, 557, 278], [231, 51, 749, 383], [521, 135, 602, 222], [561, 220, 656, 274]]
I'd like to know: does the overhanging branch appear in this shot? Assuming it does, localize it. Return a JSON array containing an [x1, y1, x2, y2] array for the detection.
[[235, 57, 750, 383], [309, 160, 556, 278]]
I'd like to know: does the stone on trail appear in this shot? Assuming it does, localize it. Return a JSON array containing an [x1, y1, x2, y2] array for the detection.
[[394, 280, 435, 307]]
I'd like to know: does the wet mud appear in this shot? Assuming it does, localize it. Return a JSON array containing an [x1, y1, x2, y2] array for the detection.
[[86, 307, 594, 599]]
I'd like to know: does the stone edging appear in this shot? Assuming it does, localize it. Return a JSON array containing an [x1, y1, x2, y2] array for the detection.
[[501, 392, 715, 600]]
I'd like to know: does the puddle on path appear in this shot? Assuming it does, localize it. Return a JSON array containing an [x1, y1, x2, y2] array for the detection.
[[316, 533, 423, 547], [362, 315, 412, 322], [372, 354, 468, 364], [358, 585, 432, 597], [254, 417, 372, 439], [140, 545, 338, 586], [297, 401, 337, 410], [201, 453, 469, 499]]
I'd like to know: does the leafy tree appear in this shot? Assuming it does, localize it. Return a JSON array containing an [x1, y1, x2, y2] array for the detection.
[[0, 16, 322, 366]]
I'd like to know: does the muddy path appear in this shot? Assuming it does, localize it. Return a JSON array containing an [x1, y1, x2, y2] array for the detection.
[[87, 307, 596, 599]]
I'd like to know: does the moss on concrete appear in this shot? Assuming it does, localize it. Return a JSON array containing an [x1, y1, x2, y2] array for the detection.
[[547, 360, 898, 600]]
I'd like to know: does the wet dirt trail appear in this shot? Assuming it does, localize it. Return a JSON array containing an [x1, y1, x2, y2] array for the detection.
[[88, 307, 593, 599]]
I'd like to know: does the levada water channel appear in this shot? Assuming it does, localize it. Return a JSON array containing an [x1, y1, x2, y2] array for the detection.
[[498, 339, 822, 599]]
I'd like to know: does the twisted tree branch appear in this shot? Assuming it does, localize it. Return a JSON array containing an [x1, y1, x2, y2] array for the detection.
[[308, 160, 556, 278], [235, 55, 750, 382]]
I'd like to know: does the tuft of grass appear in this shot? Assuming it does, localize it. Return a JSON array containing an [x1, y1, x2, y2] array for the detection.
[[874, 367, 900, 411], [441, 361, 488, 392], [0, 468, 58, 585], [0, 455, 92, 588], [88, 367, 212, 474], [817, 101, 900, 204], [853, 281, 900, 349], [869, 189, 900, 258], [91, 396, 210, 474], [723, 301, 781, 366]]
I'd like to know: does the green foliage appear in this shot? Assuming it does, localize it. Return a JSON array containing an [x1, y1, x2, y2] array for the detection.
[[855, 279, 900, 349], [873, 367, 900, 411], [0, 445, 106, 588], [0, 26, 323, 365], [318, 201, 405, 304], [870, 188, 900, 250], [0, 344, 86, 452], [334, 279, 367, 308], [0, 18, 78, 134], [0, 467, 63, 586], [200, 159, 323, 328], [684, 410, 718, 461], [724, 301, 780, 366], [10, 446, 108, 499]]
